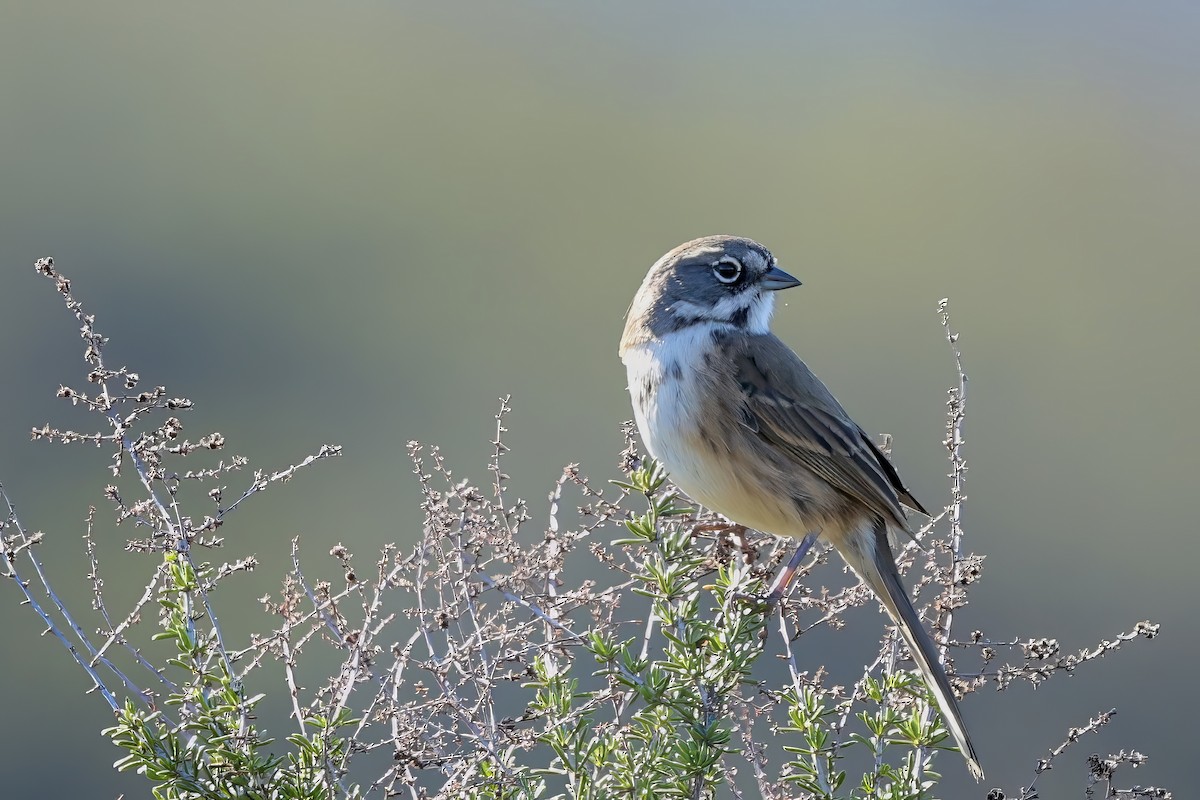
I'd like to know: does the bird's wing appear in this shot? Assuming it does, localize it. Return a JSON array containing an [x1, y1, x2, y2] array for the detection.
[[725, 333, 924, 529], [860, 433, 928, 516]]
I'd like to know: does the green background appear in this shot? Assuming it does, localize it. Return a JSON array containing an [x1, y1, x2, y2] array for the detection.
[[1, 2, 1196, 796]]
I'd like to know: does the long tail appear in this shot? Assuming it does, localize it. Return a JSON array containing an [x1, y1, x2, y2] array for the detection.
[[835, 517, 984, 781]]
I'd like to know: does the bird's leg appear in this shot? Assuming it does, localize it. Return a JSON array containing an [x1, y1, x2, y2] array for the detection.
[[765, 531, 821, 606]]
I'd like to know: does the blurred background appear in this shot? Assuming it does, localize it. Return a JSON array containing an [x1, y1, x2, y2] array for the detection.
[[2, 1, 1196, 796]]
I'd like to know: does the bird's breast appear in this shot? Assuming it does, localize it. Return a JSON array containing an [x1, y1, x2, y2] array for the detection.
[[622, 330, 810, 536]]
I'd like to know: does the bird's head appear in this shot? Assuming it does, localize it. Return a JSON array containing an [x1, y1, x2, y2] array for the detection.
[[621, 235, 801, 350]]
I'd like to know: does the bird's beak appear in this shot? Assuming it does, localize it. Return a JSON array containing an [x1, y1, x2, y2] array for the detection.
[[762, 266, 802, 291]]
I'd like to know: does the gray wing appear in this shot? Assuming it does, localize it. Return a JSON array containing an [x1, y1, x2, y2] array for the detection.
[[726, 333, 926, 529]]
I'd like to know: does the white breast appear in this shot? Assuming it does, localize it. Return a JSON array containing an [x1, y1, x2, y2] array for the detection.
[[622, 326, 713, 470], [622, 327, 797, 534]]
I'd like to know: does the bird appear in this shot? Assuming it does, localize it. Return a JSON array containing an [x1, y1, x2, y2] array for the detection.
[[618, 234, 983, 780]]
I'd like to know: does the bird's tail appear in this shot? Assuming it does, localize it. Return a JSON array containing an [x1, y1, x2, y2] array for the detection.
[[839, 518, 984, 781]]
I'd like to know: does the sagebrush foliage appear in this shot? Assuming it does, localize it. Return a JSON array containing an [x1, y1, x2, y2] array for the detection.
[[0, 259, 1169, 799]]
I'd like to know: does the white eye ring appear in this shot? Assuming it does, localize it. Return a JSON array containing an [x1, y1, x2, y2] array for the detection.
[[712, 257, 743, 284]]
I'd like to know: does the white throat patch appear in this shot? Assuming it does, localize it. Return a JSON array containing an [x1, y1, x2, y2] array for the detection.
[[668, 291, 775, 335]]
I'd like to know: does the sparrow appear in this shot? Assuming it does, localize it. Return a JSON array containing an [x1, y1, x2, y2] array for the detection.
[[619, 234, 982, 780]]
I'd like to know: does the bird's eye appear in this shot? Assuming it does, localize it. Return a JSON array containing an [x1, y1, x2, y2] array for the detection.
[[712, 259, 743, 284]]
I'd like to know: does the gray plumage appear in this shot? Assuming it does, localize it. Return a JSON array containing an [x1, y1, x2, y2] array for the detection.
[[620, 234, 983, 780]]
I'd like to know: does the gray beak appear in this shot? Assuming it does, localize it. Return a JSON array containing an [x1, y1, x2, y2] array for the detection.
[[761, 266, 802, 291]]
